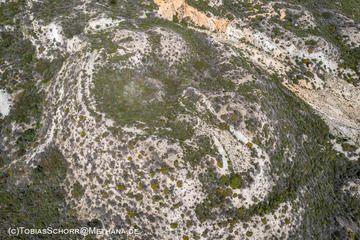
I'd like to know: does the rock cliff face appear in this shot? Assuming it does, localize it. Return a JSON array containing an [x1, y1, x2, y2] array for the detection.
[[0, 0, 359, 239], [154, 0, 230, 32]]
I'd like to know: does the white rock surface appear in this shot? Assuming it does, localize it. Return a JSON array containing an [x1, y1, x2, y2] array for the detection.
[[0, 89, 11, 117]]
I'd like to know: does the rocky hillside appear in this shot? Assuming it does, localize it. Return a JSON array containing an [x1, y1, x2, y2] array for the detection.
[[0, 0, 359, 239]]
